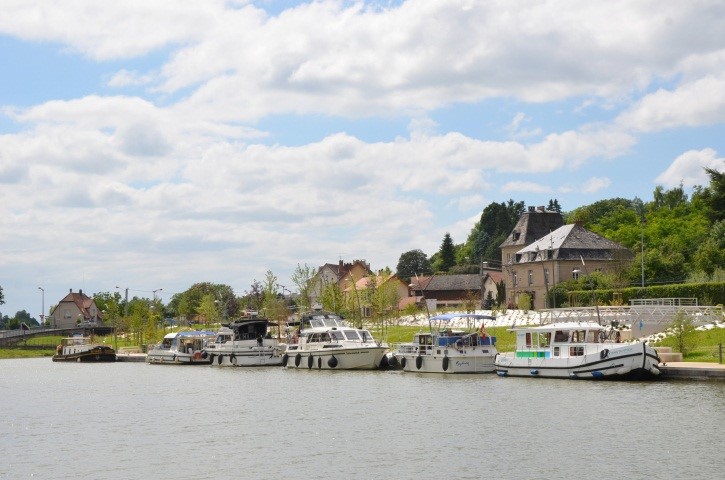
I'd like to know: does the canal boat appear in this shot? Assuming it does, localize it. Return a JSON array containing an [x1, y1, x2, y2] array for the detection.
[[203, 316, 285, 366], [392, 313, 498, 373], [283, 311, 388, 370], [494, 321, 661, 379], [53, 336, 116, 362], [146, 330, 216, 365]]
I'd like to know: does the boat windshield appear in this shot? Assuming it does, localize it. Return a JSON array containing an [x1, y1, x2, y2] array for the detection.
[[343, 330, 360, 341], [330, 331, 345, 341]]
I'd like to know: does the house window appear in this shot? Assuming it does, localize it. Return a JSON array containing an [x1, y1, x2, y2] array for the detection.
[[528, 270, 533, 286], [572, 269, 580, 280], [513, 271, 518, 287], [544, 268, 549, 285]]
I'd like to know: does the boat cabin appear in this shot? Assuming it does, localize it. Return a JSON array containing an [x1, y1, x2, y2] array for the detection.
[[161, 331, 216, 354], [512, 323, 616, 359]]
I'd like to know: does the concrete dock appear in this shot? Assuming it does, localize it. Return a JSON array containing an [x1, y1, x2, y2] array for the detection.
[[657, 362, 725, 380]]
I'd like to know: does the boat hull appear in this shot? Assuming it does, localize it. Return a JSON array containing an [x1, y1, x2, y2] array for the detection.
[[52, 346, 116, 362], [283, 346, 387, 370], [206, 347, 284, 367], [399, 351, 496, 373], [146, 350, 211, 365], [494, 342, 661, 379]]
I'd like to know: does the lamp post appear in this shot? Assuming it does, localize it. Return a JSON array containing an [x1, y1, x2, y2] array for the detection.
[[574, 256, 601, 325], [640, 218, 646, 287], [37, 287, 45, 328], [152, 288, 163, 301]]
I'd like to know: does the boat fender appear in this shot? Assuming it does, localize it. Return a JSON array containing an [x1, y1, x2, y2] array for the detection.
[[230, 354, 237, 365], [379, 354, 389, 369], [442, 356, 449, 372], [415, 356, 422, 370], [217, 355, 223, 365], [387, 355, 398, 368], [209, 354, 215, 364], [307, 355, 314, 369], [317, 357, 322, 369], [295, 353, 301, 367], [328, 355, 338, 368], [282, 353, 289, 366], [600, 349, 609, 360], [400, 357, 407, 369], [172, 354, 176, 363], [201, 351, 208, 359]]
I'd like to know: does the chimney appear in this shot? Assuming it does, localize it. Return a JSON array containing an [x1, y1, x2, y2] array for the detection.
[[537, 206, 545, 212], [528, 206, 535, 212]]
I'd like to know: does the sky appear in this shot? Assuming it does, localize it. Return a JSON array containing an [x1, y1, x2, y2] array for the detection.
[[1, 0, 724, 319]]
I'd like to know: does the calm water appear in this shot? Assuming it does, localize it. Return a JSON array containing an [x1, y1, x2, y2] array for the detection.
[[1, 358, 723, 480]]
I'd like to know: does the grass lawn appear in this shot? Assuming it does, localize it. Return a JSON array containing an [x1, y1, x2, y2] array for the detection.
[[651, 326, 725, 362]]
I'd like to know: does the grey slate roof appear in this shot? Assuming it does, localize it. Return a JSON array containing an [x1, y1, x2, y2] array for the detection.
[[516, 223, 633, 262], [414, 274, 482, 291], [499, 210, 564, 248]]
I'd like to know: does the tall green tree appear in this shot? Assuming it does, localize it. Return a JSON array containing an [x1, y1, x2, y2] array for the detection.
[[196, 293, 220, 326], [395, 249, 432, 281], [433, 233, 456, 272], [291, 263, 316, 312]]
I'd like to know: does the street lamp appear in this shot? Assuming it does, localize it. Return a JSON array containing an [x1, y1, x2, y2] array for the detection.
[[38, 287, 45, 328], [152, 288, 163, 301], [115, 286, 129, 318], [574, 256, 601, 325]]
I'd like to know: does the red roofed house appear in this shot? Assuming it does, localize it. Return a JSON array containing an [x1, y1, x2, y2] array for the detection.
[[48, 289, 103, 328]]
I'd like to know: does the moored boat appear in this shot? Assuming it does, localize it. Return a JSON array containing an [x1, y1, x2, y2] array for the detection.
[[146, 331, 216, 365], [393, 313, 498, 373], [283, 311, 387, 370], [203, 316, 285, 366], [52, 336, 116, 362], [494, 321, 661, 379]]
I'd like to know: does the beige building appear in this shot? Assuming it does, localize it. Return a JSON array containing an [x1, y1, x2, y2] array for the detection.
[[309, 259, 372, 309], [48, 289, 103, 328], [502, 222, 633, 310]]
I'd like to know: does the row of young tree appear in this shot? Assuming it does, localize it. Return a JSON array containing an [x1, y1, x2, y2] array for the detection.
[[396, 168, 724, 290]]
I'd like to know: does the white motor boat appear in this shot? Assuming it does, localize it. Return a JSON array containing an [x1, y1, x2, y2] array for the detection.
[[283, 311, 387, 370], [203, 316, 285, 367], [392, 313, 498, 373], [146, 331, 216, 365], [494, 321, 661, 379]]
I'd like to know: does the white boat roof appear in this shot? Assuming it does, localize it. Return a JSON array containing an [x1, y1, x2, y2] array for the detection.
[[511, 321, 604, 332], [165, 330, 216, 339]]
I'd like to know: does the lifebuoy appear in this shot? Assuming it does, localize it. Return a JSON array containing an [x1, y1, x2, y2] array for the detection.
[[328, 355, 338, 368], [193, 351, 202, 361], [415, 356, 422, 370], [442, 356, 449, 372], [294, 353, 301, 367], [307, 355, 314, 369], [600, 349, 609, 360]]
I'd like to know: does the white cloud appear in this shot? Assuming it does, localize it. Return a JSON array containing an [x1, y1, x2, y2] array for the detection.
[[616, 75, 725, 132], [581, 177, 612, 194], [655, 149, 724, 187]]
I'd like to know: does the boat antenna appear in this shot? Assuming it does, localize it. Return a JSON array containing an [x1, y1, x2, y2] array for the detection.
[[412, 272, 433, 333]]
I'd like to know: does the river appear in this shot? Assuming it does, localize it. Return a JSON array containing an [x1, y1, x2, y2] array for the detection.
[[1, 358, 723, 479]]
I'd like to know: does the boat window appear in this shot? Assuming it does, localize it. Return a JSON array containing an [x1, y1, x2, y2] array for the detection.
[[308, 333, 320, 343], [587, 330, 599, 343], [525, 332, 532, 347], [320, 332, 331, 342], [553, 346, 560, 357], [571, 330, 586, 343], [569, 346, 584, 356], [330, 331, 344, 341], [537, 332, 551, 348], [554, 330, 568, 342], [343, 330, 360, 341]]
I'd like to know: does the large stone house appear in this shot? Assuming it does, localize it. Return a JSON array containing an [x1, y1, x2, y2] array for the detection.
[[48, 289, 103, 328], [502, 222, 634, 310]]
